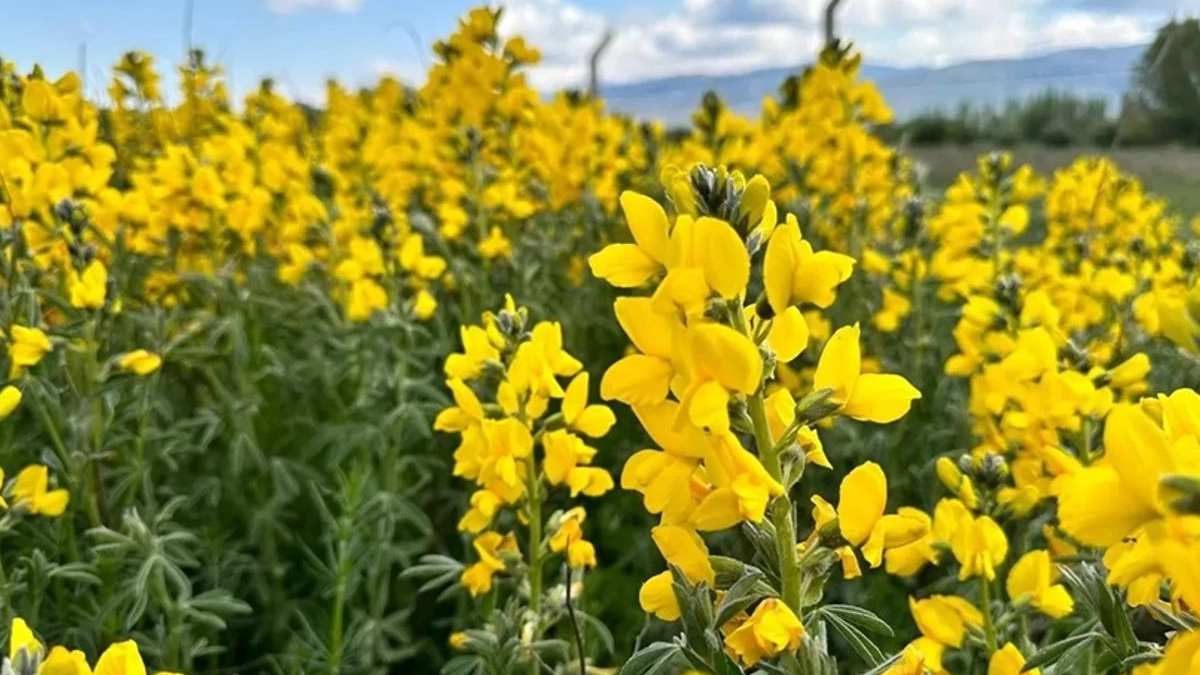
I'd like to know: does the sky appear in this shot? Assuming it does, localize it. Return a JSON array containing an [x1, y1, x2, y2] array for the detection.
[[0, 0, 1195, 104]]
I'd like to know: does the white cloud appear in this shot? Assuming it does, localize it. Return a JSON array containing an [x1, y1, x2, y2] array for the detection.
[[265, 0, 362, 14], [484, 0, 1170, 90]]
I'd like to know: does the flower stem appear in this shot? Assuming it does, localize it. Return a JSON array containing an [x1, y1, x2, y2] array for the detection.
[[980, 576, 998, 655], [526, 468, 543, 675], [732, 302, 802, 611]]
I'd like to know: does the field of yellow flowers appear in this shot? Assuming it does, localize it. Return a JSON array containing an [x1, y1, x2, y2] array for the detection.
[[1, 5, 1199, 675]]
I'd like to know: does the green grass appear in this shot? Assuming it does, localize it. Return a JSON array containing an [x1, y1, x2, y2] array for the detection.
[[909, 144, 1200, 219]]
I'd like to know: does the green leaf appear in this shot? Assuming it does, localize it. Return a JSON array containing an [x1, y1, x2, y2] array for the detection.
[[620, 642, 685, 675], [819, 605, 894, 638], [820, 610, 885, 667], [1022, 632, 1100, 671], [714, 569, 772, 627]]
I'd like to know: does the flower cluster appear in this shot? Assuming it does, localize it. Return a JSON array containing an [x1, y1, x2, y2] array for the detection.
[[591, 166, 921, 671], [427, 296, 614, 669]]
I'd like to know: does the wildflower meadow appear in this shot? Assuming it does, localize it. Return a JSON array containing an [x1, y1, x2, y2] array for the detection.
[[0, 5, 1198, 675]]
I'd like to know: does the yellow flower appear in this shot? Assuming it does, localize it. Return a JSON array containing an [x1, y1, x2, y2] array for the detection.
[[69, 260, 109, 310], [588, 191, 669, 288], [763, 214, 855, 314], [562, 372, 615, 438], [8, 325, 53, 375], [478, 226, 511, 259], [117, 350, 163, 376], [638, 570, 680, 621], [651, 525, 714, 586], [42, 645, 95, 675], [1059, 402, 1197, 548], [460, 531, 515, 597], [0, 385, 21, 419], [600, 297, 682, 405], [412, 289, 438, 320], [444, 326, 500, 380], [11, 464, 70, 516], [548, 508, 597, 568], [346, 278, 388, 322], [677, 323, 762, 432], [1150, 629, 1200, 675], [837, 462, 887, 546], [93, 639, 147, 675], [1006, 550, 1073, 619], [448, 632, 469, 650], [988, 642, 1039, 675], [813, 324, 920, 423], [457, 489, 502, 534], [723, 598, 805, 666], [9, 616, 42, 660], [909, 595, 982, 648], [948, 512, 1007, 581]]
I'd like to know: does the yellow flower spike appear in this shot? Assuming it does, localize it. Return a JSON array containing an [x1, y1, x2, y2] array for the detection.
[[638, 571, 681, 621], [1006, 550, 1074, 619], [837, 461, 887, 546], [41, 646, 93, 675], [988, 642, 1039, 675], [814, 324, 921, 423], [69, 259, 108, 310], [723, 598, 805, 667], [908, 595, 982, 648], [117, 350, 163, 376], [92, 639, 147, 675], [9, 616, 42, 660], [562, 372, 616, 438], [0, 385, 21, 419], [11, 465, 70, 517], [650, 525, 715, 586]]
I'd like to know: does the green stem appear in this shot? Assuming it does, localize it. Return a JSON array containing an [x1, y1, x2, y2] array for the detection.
[[980, 576, 998, 655], [732, 303, 802, 611], [329, 534, 350, 675], [526, 471, 543, 675]]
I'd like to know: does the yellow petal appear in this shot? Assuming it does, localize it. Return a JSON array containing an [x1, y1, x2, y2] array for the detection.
[[639, 571, 680, 621], [600, 355, 673, 405], [813, 324, 861, 404], [842, 373, 921, 423], [588, 244, 659, 287], [651, 525, 714, 585], [620, 190, 669, 264], [838, 462, 887, 546], [694, 216, 749, 299], [768, 306, 809, 363]]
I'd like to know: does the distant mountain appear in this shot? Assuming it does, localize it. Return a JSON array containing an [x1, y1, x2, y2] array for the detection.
[[600, 45, 1146, 125]]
